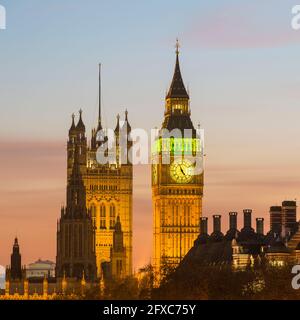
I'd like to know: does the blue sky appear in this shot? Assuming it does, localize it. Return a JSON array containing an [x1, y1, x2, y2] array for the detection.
[[1, 0, 204, 139], [1, 0, 300, 140]]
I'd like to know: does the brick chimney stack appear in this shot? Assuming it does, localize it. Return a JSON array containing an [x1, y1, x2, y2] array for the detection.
[[256, 218, 264, 235], [200, 217, 208, 235], [229, 212, 238, 230], [213, 215, 222, 233], [243, 209, 252, 229]]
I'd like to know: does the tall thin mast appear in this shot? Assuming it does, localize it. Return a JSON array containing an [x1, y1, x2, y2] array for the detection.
[[98, 63, 102, 126]]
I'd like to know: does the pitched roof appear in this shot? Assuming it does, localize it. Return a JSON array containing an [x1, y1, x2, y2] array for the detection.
[[76, 109, 85, 131], [166, 50, 189, 99], [69, 114, 76, 133]]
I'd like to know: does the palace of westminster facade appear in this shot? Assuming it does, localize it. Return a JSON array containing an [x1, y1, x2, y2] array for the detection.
[[55, 41, 203, 282], [2, 44, 300, 299], [55, 43, 203, 282]]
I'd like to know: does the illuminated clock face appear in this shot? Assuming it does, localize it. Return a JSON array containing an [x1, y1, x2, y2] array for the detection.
[[170, 159, 194, 183]]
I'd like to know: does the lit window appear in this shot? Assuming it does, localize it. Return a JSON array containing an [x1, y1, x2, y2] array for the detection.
[[100, 205, 106, 229], [110, 205, 116, 228], [91, 205, 96, 227]]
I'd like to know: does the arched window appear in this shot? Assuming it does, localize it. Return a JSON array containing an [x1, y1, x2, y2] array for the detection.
[[91, 205, 96, 227], [100, 204, 106, 229], [110, 204, 116, 229]]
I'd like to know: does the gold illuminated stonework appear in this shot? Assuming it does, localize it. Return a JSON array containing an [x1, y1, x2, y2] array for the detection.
[[152, 45, 204, 275], [84, 153, 132, 278], [66, 108, 133, 278]]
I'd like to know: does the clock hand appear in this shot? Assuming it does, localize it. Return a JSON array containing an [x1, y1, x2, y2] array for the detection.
[[180, 166, 186, 176]]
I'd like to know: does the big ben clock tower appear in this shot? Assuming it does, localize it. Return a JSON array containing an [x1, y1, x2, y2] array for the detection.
[[152, 41, 204, 274]]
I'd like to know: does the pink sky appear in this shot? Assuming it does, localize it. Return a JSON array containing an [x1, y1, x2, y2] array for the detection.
[[0, 136, 299, 270], [1, 0, 300, 271], [184, 1, 300, 49]]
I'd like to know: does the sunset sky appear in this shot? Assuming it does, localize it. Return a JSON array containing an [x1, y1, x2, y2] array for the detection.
[[1, 0, 300, 270]]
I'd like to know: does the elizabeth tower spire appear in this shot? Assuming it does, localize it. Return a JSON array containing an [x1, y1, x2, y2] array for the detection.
[[152, 41, 204, 275]]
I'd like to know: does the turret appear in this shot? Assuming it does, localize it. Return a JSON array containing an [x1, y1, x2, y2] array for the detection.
[[113, 216, 124, 251], [67, 114, 77, 180], [114, 114, 120, 136], [75, 110, 87, 170], [124, 110, 132, 134], [69, 113, 76, 135], [120, 110, 132, 165], [10, 237, 22, 280], [162, 40, 195, 134], [165, 39, 189, 116], [57, 138, 96, 280], [66, 144, 87, 218], [110, 216, 126, 279], [76, 109, 86, 132]]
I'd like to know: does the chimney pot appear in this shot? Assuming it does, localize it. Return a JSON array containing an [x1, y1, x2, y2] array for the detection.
[[256, 218, 264, 235], [200, 217, 208, 234], [229, 212, 238, 230], [243, 209, 252, 229], [213, 215, 221, 233], [270, 206, 282, 234]]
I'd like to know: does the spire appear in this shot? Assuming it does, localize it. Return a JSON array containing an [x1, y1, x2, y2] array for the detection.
[[115, 216, 122, 232], [175, 38, 180, 55], [76, 109, 85, 131], [114, 114, 120, 134], [166, 39, 189, 99], [69, 114, 76, 133], [113, 216, 124, 252], [13, 237, 20, 253], [123, 109, 131, 133], [11, 237, 22, 280], [66, 141, 87, 217]]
